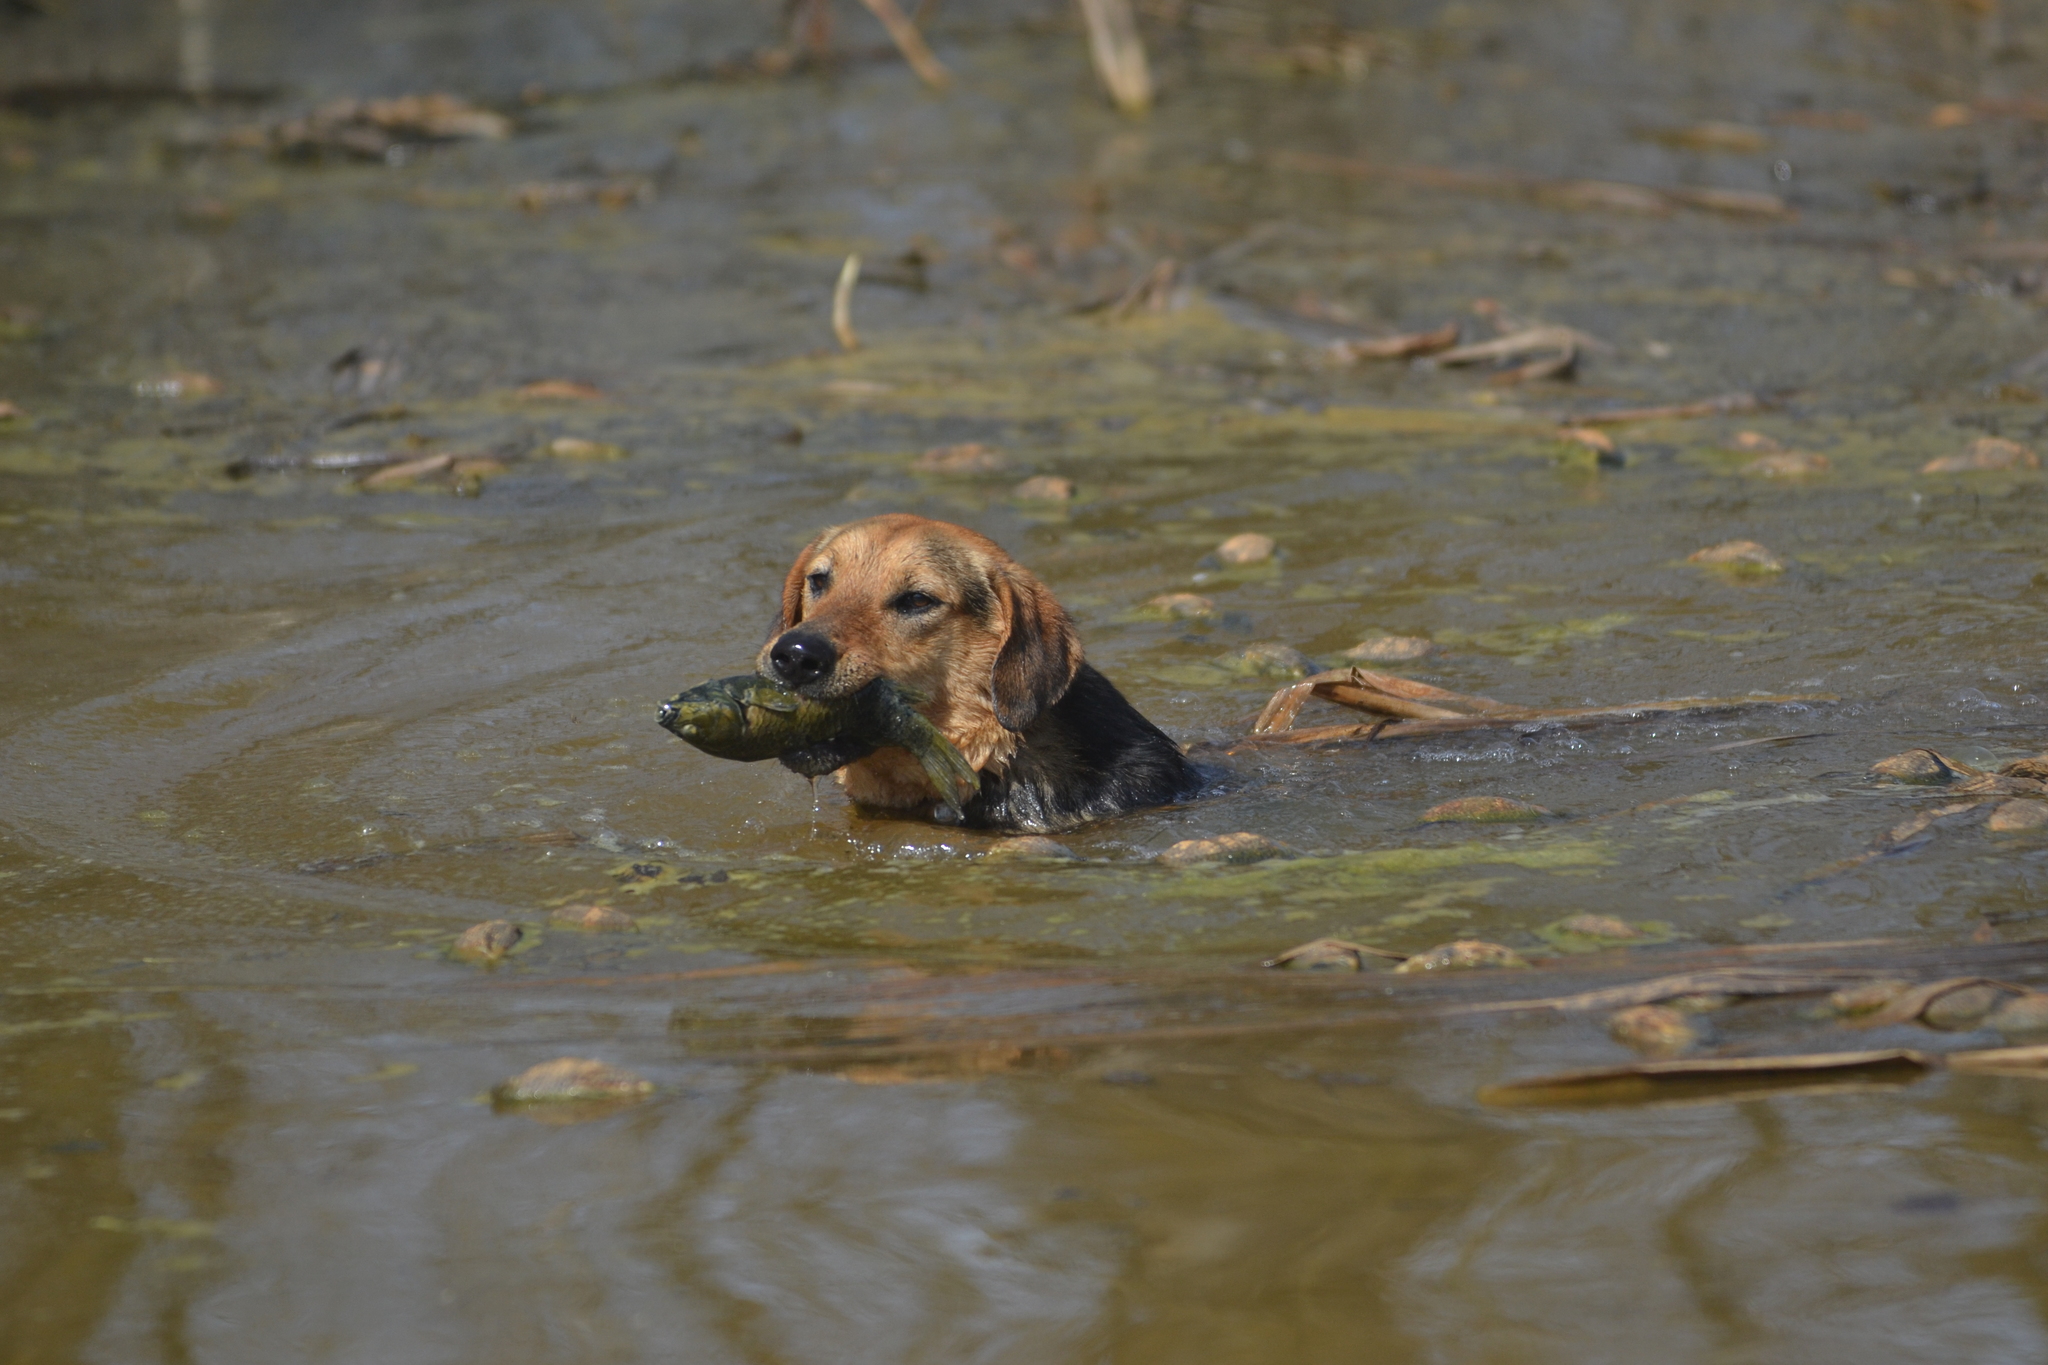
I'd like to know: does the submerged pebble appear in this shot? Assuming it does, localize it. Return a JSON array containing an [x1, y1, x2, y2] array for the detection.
[[1265, 937, 1372, 971], [1012, 475, 1074, 501], [1871, 748, 1967, 784], [1687, 540, 1785, 572], [1156, 832, 1288, 867], [1921, 436, 2039, 474], [1343, 636, 1435, 662], [1608, 1004, 1699, 1055], [1146, 592, 1215, 619], [1987, 800, 2048, 833], [1920, 983, 2016, 1031], [492, 1057, 653, 1104], [1741, 451, 1830, 477], [549, 903, 638, 932], [1986, 992, 2048, 1033], [1420, 796, 1553, 823], [1393, 940, 1528, 973], [2000, 752, 2048, 781], [450, 919, 522, 964], [1221, 643, 1318, 679], [1214, 532, 1276, 566]]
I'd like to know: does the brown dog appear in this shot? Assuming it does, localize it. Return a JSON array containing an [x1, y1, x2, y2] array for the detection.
[[758, 514, 1199, 831]]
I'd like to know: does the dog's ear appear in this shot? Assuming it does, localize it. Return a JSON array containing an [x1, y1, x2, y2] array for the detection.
[[772, 531, 831, 636], [991, 568, 1081, 732]]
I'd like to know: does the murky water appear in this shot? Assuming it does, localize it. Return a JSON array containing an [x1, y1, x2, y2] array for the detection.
[[7, 1, 2048, 1359]]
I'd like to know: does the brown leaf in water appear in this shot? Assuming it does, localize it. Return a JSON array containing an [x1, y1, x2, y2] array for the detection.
[[1871, 748, 1978, 783], [1012, 475, 1074, 502], [359, 453, 455, 488], [549, 904, 638, 933], [1652, 122, 1769, 153], [1560, 426, 1615, 455], [1663, 187, 1792, 218], [1420, 796, 1552, 823], [1214, 532, 1276, 565], [1989, 800, 2048, 833], [914, 442, 1005, 474], [492, 1057, 652, 1104], [1608, 1004, 1699, 1056], [1343, 635, 1436, 662], [1921, 436, 2039, 473], [1394, 940, 1528, 973], [1327, 321, 1460, 362], [1264, 937, 1406, 971], [1742, 451, 1830, 477], [545, 437, 627, 461], [1687, 539, 1785, 572], [1479, 1049, 1936, 1108], [1489, 347, 1577, 385], [450, 919, 522, 964], [1157, 832, 1289, 867], [1563, 391, 1762, 425], [515, 379, 605, 401], [1432, 325, 1596, 367]]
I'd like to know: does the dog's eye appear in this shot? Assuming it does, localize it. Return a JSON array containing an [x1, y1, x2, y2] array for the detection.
[[891, 590, 941, 614], [805, 570, 830, 595]]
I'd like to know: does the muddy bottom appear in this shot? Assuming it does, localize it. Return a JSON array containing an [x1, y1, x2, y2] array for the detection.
[[6, 1, 2048, 1360]]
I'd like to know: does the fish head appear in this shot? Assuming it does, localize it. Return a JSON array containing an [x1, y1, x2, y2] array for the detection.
[[657, 681, 746, 745]]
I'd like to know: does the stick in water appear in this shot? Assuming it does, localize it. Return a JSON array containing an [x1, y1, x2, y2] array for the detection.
[[1077, 0, 1153, 114], [856, 0, 952, 90]]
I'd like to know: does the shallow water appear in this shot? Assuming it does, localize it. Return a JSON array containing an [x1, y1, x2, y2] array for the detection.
[[6, 1, 2048, 1360]]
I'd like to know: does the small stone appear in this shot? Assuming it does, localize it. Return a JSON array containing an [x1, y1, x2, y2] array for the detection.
[[1214, 532, 1275, 566], [1921, 983, 2016, 1031], [549, 903, 638, 932], [1156, 832, 1288, 867], [1221, 643, 1318, 679], [1607, 1004, 1698, 1056], [450, 919, 522, 964], [914, 442, 1005, 474], [1343, 636, 1435, 663], [1687, 540, 1785, 572], [1742, 451, 1830, 477], [1871, 749, 1967, 784], [2000, 752, 2048, 781], [1393, 940, 1528, 973], [1420, 796, 1552, 823], [1826, 979, 1913, 1016], [1921, 436, 2039, 474], [1012, 475, 1074, 501], [0, 400, 24, 421], [1556, 914, 1640, 940], [1731, 430, 1782, 452], [1146, 592, 1215, 619], [1266, 938, 1368, 971], [546, 436, 627, 461], [134, 372, 221, 400], [983, 836, 1079, 861], [492, 1057, 653, 1103], [1986, 992, 2048, 1033], [1988, 800, 2048, 833]]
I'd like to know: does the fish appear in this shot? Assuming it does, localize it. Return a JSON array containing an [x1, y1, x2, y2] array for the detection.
[[657, 675, 981, 820]]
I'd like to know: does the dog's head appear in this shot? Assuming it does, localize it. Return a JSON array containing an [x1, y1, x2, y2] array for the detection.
[[759, 514, 1081, 736]]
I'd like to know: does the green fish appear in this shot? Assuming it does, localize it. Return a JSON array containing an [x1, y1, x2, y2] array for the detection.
[[657, 674, 981, 819]]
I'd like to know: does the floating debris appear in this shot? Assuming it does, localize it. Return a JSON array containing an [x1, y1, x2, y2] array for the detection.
[[1921, 436, 2039, 474], [1687, 540, 1785, 572], [450, 920, 522, 965], [1562, 392, 1763, 425], [856, 0, 952, 91], [515, 379, 604, 402], [1343, 636, 1436, 663], [1480, 1049, 1934, 1108], [1077, 0, 1151, 113], [1394, 940, 1528, 973], [1607, 1004, 1699, 1056], [266, 94, 510, 161], [1214, 532, 1275, 566], [1560, 425, 1616, 456], [914, 442, 1005, 474], [831, 253, 862, 352], [1156, 832, 1289, 867], [1652, 121, 1769, 152], [549, 904, 638, 932], [1265, 937, 1406, 971], [512, 178, 653, 212], [1012, 475, 1074, 501], [359, 453, 455, 489], [492, 1057, 652, 1104], [1421, 796, 1553, 824]]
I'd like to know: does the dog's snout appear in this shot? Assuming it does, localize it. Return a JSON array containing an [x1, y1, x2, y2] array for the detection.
[[768, 630, 837, 686]]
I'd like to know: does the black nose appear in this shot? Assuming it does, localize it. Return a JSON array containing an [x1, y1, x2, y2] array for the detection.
[[769, 630, 837, 685]]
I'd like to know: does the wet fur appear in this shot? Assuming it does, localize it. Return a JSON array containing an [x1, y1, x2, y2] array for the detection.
[[760, 514, 1199, 831]]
